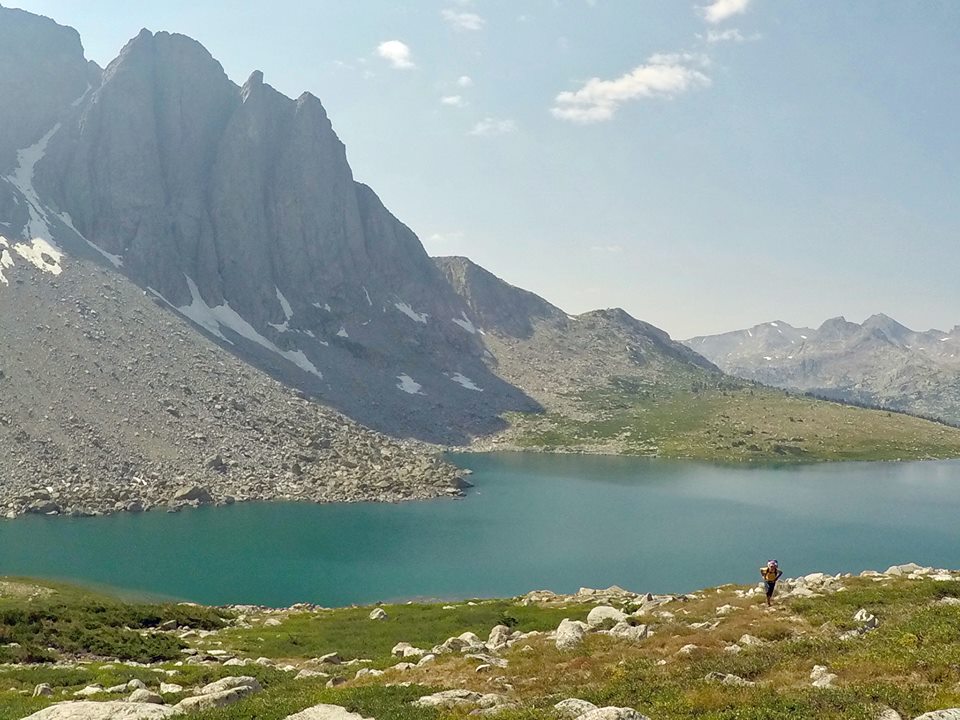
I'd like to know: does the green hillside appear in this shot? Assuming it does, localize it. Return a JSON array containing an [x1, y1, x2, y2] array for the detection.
[[493, 380, 960, 461], [2, 566, 960, 719]]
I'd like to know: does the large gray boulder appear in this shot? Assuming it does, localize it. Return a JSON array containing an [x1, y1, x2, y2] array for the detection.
[[555, 699, 599, 719], [285, 705, 374, 720], [913, 712, 960, 720], [586, 606, 628, 629], [21, 702, 179, 719], [578, 708, 650, 720], [556, 619, 587, 651]]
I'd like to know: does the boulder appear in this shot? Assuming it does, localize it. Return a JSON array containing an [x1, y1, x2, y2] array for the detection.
[[264, 618, 282, 627], [159, 683, 183, 694], [810, 665, 837, 688], [368, 608, 387, 621], [21, 702, 180, 719], [586, 606, 628, 629], [556, 619, 587, 651], [413, 689, 485, 708], [555, 699, 599, 719], [128, 689, 165, 704], [171, 484, 213, 504], [885, 563, 924, 577], [198, 676, 262, 695], [73, 686, 104, 697], [176, 686, 254, 711], [704, 672, 754, 686], [487, 624, 512, 649], [32, 684, 53, 698], [578, 707, 651, 720], [295, 669, 328, 680], [854, 608, 878, 629], [677, 644, 699, 655], [913, 712, 960, 720], [317, 652, 341, 665], [608, 621, 648, 642], [285, 704, 374, 720]]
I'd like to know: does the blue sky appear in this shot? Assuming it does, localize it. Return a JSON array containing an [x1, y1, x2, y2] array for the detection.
[[10, 1, 960, 337]]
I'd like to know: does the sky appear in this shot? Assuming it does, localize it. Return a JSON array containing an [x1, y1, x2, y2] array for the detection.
[[8, 0, 960, 338]]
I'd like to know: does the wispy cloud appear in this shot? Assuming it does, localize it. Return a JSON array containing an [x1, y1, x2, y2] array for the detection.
[[701, 28, 760, 43], [469, 117, 517, 136], [699, 0, 751, 24], [441, 9, 486, 31], [376, 40, 415, 70], [551, 53, 710, 124], [441, 95, 466, 107], [457, 75, 474, 88]]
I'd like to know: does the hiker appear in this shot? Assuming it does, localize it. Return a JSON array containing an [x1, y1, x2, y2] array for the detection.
[[760, 559, 782, 606]]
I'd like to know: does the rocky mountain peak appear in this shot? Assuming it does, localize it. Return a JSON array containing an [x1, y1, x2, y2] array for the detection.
[[0, 4, 91, 170], [3, 11, 536, 443], [434, 256, 565, 339]]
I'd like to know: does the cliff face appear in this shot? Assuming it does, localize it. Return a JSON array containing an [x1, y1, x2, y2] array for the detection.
[[1, 13, 536, 443]]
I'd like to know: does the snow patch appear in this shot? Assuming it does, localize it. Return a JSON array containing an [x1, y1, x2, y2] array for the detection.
[[276, 288, 294, 320], [337, 327, 349, 338], [363, 286, 373, 306], [451, 312, 477, 334], [800, 335, 807, 339], [449, 372, 483, 392], [396, 374, 424, 395], [746, 329, 753, 337], [312, 302, 333, 312], [12, 237, 63, 276], [0, 238, 13, 285], [7, 124, 60, 241], [58, 210, 124, 267], [941, 337, 951, 342], [395, 302, 429, 324], [763, 356, 772, 361], [769, 322, 779, 327], [173, 276, 322, 378]]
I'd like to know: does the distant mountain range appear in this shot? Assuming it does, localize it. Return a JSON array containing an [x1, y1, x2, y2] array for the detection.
[[686, 315, 960, 424]]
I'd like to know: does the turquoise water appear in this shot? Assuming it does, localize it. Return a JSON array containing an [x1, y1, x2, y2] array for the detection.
[[1, 454, 959, 606]]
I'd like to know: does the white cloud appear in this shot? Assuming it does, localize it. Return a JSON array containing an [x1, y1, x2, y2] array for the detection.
[[457, 75, 474, 87], [551, 53, 710, 124], [700, 0, 751, 24], [376, 40, 415, 70], [441, 9, 486, 31], [441, 95, 466, 107], [469, 117, 517, 136], [702, 28, 760, 43]]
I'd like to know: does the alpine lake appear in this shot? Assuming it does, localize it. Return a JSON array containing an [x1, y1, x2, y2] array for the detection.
[[1, 453, 958, 607]]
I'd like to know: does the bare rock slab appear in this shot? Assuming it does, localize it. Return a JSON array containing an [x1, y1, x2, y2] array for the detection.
[[22, 702, 180, 720], [285, 704, 374, 720]]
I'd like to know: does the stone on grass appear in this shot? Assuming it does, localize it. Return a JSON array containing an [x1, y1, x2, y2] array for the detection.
[[413, 689, 484, 708], [586, 606, 628, 629], [285, 704, 375, 720], [159, 683, 183, 694], [556, 619, 587, 651], [128, 689, 165, 704], [264, 618, 282, 627], [578, 707, 651, 720], [73, 686, 103, 697], [912, 712, 960, 720], [555, 698, 599, 719], [21, 702, 179, 719], [368, 608, 388, 621], [32, 684, 53, 698], [198, 676, 262, 695], [295, 669, 328, 680], [487, 625, 513, 649], [608, 621, 648, 642]]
